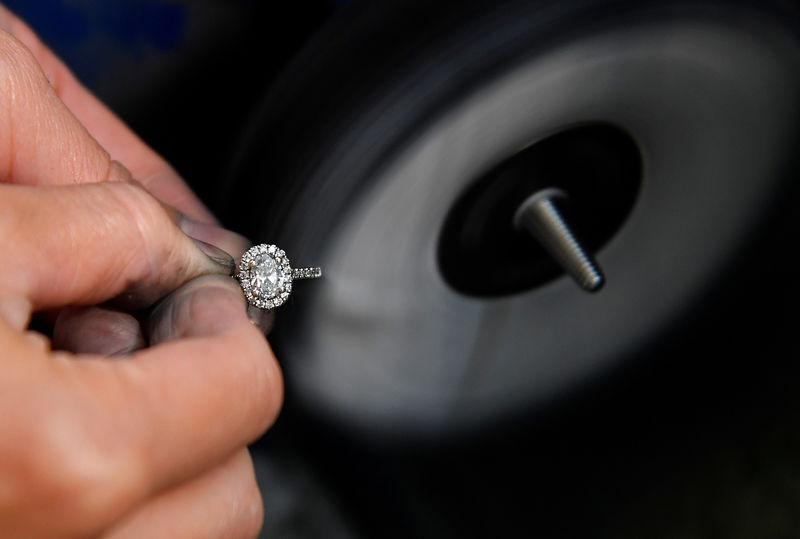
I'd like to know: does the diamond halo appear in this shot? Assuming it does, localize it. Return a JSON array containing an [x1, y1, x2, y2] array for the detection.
[[237, 244, 321, 309]]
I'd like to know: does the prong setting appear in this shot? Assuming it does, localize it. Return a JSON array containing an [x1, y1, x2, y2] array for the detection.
[[238, 244, 294, 309], [237, 243, 321, 309]]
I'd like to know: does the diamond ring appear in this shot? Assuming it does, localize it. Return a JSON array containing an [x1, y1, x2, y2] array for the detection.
[[237, 244, 322, 309]]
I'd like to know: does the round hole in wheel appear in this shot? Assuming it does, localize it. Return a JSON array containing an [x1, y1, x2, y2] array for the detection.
[[438, 123, 642, 297], [223, 1, 800, 439]]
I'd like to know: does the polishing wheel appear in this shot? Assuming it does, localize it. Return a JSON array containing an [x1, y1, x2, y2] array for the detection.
[[224, 0, 800, 438]]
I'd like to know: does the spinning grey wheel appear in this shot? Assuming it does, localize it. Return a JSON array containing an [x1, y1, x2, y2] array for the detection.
[[224, 0, 800, 439]]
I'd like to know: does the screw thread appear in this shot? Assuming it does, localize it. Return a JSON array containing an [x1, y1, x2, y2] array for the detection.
[[514, 190, 605, 292]]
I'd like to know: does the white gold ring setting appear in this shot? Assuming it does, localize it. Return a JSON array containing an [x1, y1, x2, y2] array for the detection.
[[237, 244, 322, 309]]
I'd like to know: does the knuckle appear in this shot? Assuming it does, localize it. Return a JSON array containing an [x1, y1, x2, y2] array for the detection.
[[107, 182, 165, 238], [105, 182, 172, 258]]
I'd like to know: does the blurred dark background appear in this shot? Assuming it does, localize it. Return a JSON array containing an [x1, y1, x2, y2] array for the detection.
[[3, 0, 336, 216], [8, 1, 800, 538]]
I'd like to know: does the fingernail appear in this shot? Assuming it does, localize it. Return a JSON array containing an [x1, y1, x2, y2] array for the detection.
[[0, 296, 32, 332], [176, 212, 252, 259], [190, 238, 235, 273], [247, 304, 276, 336]]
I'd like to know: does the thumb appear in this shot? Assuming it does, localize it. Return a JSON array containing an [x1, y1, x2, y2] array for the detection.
[[0, 181, 234, 319]]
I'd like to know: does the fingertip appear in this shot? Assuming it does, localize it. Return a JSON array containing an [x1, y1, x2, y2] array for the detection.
[[147, 275, 248, 345], [53, 306, 145, 356], [176, 213, 251, 259], [97, 182, 235, 305], [189, 238, 235, 274]]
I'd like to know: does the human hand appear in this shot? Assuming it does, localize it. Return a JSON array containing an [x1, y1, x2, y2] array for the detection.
[[0, 5, 281, 538]]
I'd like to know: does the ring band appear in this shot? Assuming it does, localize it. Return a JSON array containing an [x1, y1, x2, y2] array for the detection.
[[237, 244, 322, 309], [291, 267, 323, 280]]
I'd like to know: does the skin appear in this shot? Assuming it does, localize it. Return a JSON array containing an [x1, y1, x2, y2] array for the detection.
[[0, 5, 281, 538]]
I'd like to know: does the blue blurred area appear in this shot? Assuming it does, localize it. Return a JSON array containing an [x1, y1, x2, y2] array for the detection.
[[1, 0, 338, 211], [3, 0, 188, 91], [3, 0, 342, 107]]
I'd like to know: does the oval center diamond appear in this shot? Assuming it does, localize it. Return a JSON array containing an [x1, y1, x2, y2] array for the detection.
[[252, 253, 283, 297], [238, 244, 295, 309]]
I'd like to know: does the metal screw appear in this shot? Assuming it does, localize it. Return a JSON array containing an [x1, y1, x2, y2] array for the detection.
[[513, 188, 605, 293]]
